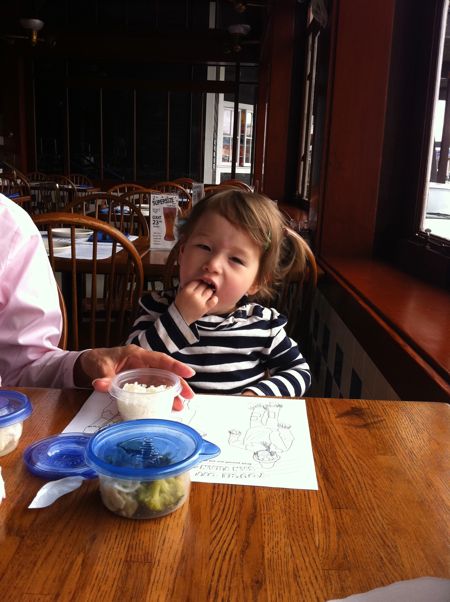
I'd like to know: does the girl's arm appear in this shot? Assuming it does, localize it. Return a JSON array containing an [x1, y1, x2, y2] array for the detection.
[[126, 291, 200, 354], [243, 326, 311, 397]]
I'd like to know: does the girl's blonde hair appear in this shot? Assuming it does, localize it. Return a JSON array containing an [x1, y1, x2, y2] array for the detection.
[[176, 189, 309, 302]]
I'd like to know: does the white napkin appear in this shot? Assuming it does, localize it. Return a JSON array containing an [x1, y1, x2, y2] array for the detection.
[[0, 467, 5, 503], [28, 476, 86, 508], [327, 577, 450, 602]]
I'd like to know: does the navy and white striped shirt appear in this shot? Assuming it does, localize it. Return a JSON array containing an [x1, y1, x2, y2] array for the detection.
[[127, 289, 311, 397]]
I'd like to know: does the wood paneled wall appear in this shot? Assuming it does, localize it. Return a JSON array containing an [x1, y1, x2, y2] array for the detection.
[[316, 0, 396, 258]]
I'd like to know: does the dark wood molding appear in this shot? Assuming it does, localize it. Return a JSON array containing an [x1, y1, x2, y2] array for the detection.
[[318, 257, 450, 403]]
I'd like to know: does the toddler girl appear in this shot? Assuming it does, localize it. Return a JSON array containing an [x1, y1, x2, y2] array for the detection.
[[127, 189, 312, 397]]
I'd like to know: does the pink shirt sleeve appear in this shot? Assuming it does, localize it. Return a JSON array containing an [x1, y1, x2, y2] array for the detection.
[[0, 194, 82, 388]]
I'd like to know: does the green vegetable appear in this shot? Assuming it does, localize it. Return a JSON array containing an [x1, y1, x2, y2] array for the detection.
[[137, 476, 185, 512]]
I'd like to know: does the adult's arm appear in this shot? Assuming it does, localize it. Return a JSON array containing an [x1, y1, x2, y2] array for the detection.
[[0, 195, 82, 388]]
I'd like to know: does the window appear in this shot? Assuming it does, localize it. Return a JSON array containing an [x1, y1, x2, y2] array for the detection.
[[422, 1, 450, 242], [222, 107, 233, 163], [239, 109, 253, 166], [373, 0, 450, 286], [216, 100, 254, 183], [220, 104, 254, 167]]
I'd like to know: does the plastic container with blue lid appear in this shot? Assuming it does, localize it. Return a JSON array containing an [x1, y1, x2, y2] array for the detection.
[[85, 419, 220, 519], [23, 433, 97, 480], [0, 391, 32, 457]]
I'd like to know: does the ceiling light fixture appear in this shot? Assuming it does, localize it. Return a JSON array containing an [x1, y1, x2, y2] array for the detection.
[[227, 23, 251, 53], [19, 18, 44, 46]]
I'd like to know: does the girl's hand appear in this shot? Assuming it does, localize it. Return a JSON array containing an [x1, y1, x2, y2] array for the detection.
[[175, 280, 218, 324]]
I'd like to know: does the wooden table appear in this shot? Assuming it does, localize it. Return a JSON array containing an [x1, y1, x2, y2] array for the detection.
[[49, 234, 151, 276], [0, 388, 448, 601]]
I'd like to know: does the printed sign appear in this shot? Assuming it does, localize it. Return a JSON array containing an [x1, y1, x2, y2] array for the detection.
[[150, 194, 180, 250]]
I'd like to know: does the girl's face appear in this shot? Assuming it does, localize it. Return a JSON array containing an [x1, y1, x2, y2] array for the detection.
[[178, 211, 262, 315]]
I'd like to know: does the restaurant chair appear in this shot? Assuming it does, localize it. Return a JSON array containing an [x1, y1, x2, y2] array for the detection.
[[220, 179, 253, 191], [47, 174, 78, 205], [29, 181, 65, 214], [107, 182, 148, 195], [65, 192, 149, 236], [273, 230, 318, 343], [119, 189, 162, 211], [152, 181, 192, 215], [68, 173, 98, 197], [0, 163, 29, 182], [173, 177, 195, 191], [33, 212, 144, 350], [202, 183, 245, 196], [56, 281, 68, 350], [26, 171, 49, 182], [0, 171, 33, 212], [68, 173, 94, 187]]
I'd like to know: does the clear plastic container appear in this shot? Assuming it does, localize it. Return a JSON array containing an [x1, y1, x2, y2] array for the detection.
[[0, 391, 32, 457], [85, 419, 220, 519], [109, 368, 182, 420]]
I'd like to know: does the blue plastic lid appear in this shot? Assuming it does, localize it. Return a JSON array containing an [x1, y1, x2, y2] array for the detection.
[[23, 433, 97, 480], [85, 419, 221, 480], [0, 391, 32, 427]]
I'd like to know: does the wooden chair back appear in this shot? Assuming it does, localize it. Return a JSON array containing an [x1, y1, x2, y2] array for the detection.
[[26, 171, 48, 182], [68, 173, 94, 187], [118, 189, 161, 211], [56, 281, 68, 350], [47, 174, 78, 204], [0, 171, 32, 212], [65, 192, 149, 236], [29, 181, 65, 214], [0, 171, 31, 196], [220, 179, 253, 191], [33, 212, 144, 350], [203, 183, 245, 196], [173, 177, 195, 191], [272, 233, 317, 342], [108, 182, 148, 195], [152, 181, 192, 215]]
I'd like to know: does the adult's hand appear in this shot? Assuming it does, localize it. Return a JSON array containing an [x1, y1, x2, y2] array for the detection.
[[74, 344, 195, 408]]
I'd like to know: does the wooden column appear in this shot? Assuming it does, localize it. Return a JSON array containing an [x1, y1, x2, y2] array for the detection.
[[317, 0, 396, 258], [254, 0, 297, 202]]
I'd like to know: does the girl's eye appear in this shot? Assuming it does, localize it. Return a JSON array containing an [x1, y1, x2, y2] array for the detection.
[[196, 243, 210, 251], [230, 256, 245, 265]]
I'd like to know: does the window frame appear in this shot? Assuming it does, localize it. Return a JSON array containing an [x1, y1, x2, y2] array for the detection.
[[413, 0, 450, 247], [376, 0, 449, 287], [296, 16, 321, 202]]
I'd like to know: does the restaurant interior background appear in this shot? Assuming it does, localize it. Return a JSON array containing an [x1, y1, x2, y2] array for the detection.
[[0, 0, 449, 403]]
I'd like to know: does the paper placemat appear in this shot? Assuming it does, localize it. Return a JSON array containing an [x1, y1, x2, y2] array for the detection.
[[63, 391, 318, 490]]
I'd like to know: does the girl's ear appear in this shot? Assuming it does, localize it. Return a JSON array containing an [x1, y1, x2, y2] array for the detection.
[[247, 282, 260, 296]]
